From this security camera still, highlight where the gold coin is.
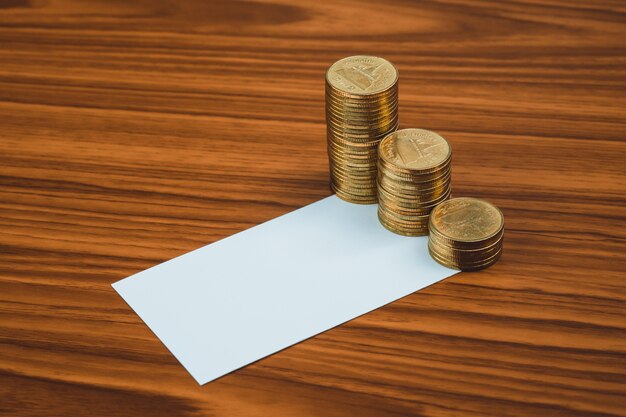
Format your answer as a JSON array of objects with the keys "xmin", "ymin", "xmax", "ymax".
[
  {"xmin": 329, "ymin": 156, "xmax": 377, "ymax": 168},
  {"xmin": 377, "ymin": 179, "xmax": 450, "ymax": 201},
  {"xmin": 325, "ymin": 79, "xmax": 398, "ymax": 96},
  {"xmin": 428, "ymin": 241, "xmax": 503, "ymax": 261},
  {"xmin": 326, "ymin": 114, "xmax": 398, "ymax": 128},
  {"xmin": 377, "ymin": 183, "xmax": 450, "ymax": 205},
  {"xmin": 428, "ymin": 245, "xmax": 503, "ymax": 271},
  {"xmin": 330, "ymin": 165, "xmax": 377, "ymax": 177},
  {"xmin": 326, "ymin": 93, "xmax": 398, "ymax": 108},
  {"xmin": 375, "ymin": 128, "xmax": 453, "ymax": 235},
  {"xmin": 325, "ymin": 85, "xmax": 398, "ymax": 101},
  {"xmin": 328, "ymin": 133, "xmax": 382, "ymax": 146},
  {"xmin": 327, "ymin": 118, "xmax": 398, "ymax": 137},
  {"xmin": 331, "ymin": 175, "xmax": 377, "ymax": 189},
  {"xmin": 328, "ymin": 147, "xmax": 377, "ymax": 160},
  {"xmin": 378, "ymin": 196, "xmax": 451, "ymax": 219},
  {"xmin": 332, "ymin": 184, "xmax": 378, "ymax": 197},
  {"xmin": 330, "ymin": 158, "xmax": 377, "ymax": 173},
  {"xmin": 377, "ymin": 171, "xmax": 451, "ymax": 194},
  {"xmin": 330, "ymin": 166, "xmax": 377, "ymax": 178},
  {"xmin": 377, "ymin": 210, "xmax": 429, "ymax": 236},
  {"xmin": 377, "ymin": 194, "xmax": 450, "ymax": 217},
  {"xmin": 378, "ymin": 217, "xmax": 429, "ymax": 234},
  {"xmin": 376, "ymin": 184, "xmax": 451, "ymax": 206},
  {"xmin": 429, "ymin": 227, "xmax": 503, "ymax": 250},
  {"xmin": 326, "ymin": 56, "xmax": 398, "ymax": 96},
  {"xmin": 330, "ymin": 154, "xmax": 377, "ymax": 166},
  {"xmin": 328, "ymin": 138, "xmax": 380, "ymax": 153},
  {"xmin": 325, "ymin": 108, "xmax": 398, "ymax": 125},
  {"xmin": 427, "ymin": 197, "xmax": 504, "ymax": 270},
  {"xmin": 378, "ymin": 157, "xmax": 451, "ymax": 181},
  {"xmin": 326, "ymin": 56, "xmax": 401, "ymax": 206},
  {"xmin": 328, "ymin": 126, "xmax": 398, "ymax": 144},
  {"xmin": 330, "ymin": 165, "xmax": 376, "ymax": 177},
  {"xmin": 326, "ymin": 110, "xmax": 397, "ymax": 123},
  {"xmin": 325, "ymin": 102, "xmax": 398, "ymax": 117},
  {"xmin": 377, "ymin": 199, "xmax": 450, "ymax": 220},
  {"xmin": 329, "ymin": 153, "xmax": 378, "ymax": 165},
  {"xmin": 328, "ymin": 152, "xmax": 377, "ymax": 164},
  {"xmin": 330, "ymin": 170, "xmax": 377, "ymax": 186},
  {"xmin": 332, "ymin": 184, "xmax": 377, "ymax": 204},
  {"xmin": 428, "ymin": 238, "xmax": 503, "ymax": 262},
  {"xmin": 429, "ymin": 197, "xmax": 504, "ymax": 243},
  {"xmin": 328, "ymin": 142, "xmax": 379, "ymax": 156},
  {"xmin": 378, "ymin": 205, "xmax": 433, "ymax": 223},
  {"xmin": 328, "ymin": 147, "xmax": 378, "ymax": 159},
  {"xmin": 326, "ymin": 106, "xmax": 397, "ymax": 121},
  {"xmin": 379, "ymin": 129, "xmax": 451, "ymax": 173},
  {"xmin": 326, "ymin": 118, "xmax": 399, "ymax": 136},
  {"xmin": 455, "ymin": 255, "xmax": 502, "ymax": 271},
  {"xmin": 328, "ymin": 129, "xmax": 398, "ymax": 144},
  {"xmin": 328, "ymin": 127, "xmax": 394, "ymax": 140},
  {"xmin": 325, "ymin": 94, "xmax": 398, "ymax": 112},
  {"xmin": 379, "ymin": 219, "xmax": 430, "ymax": 234},
  {"xmin": 331, "ymin": 176, "xmax": 377, "ymax": 189},
  {"xmin": 328, "ymin": 142, "xmax": 378, "ymax": 158},
  {"xmin": 332, "ymin": 182, "xmax": 377, "ymax": 194},
  {"xmin": 330, "ymin": 169, "xmax": 377, "ymax": 184},
  {"xmin": 378, "ymin": 206, "xmax": 432, "ymax": 223}
]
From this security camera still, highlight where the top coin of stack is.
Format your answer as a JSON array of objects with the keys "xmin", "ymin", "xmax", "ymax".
[
  {"xmin": 428, "ymin": 197, "xmax": 504, "ymax": 271},
  {"xmin": 377, "ymin": 128, "xmax": 451, "ymax": 236},
  {"xmin": 326, "ymin": 55, "xmax": 399, "ymax": 204}
]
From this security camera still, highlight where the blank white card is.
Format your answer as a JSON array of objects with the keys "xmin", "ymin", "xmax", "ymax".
[{"xmin": 112, "ymin": 195, "xmax": 456, "ymax": 384}]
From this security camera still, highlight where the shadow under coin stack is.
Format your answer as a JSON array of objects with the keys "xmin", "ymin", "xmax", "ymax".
[
  {"xmin": 326, "ymin": 56, "xmax": 399, "ymax": 204},
  {"xmin": 428, "ymin": 197, "xmax": 504, "ymax": 271},
  {"xmin": 377, "ymin": 129, "xmax": 452, "ymax": 236}
]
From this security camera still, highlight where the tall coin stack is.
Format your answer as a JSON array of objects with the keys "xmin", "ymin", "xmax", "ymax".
[
  {"xmin": 377, "ymin": 129, "xmax": 452, "ymax": 236},
  {"xmin": 326, "ymin": 55, "xmax": 399, "ymax": 204},
  {"xmin": 428, "ymin": 197, "xmax": 504, "ymax": 271}
]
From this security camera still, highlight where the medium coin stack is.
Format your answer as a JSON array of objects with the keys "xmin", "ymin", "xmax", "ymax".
[
  {"xmin": 326, "ymin": 55, "xmax": 399, "ymax": 204},
  {"xmin": 377, "ymin": 128, "xmax": 451, "ymax": 236},
  {"xmin": 428, "ymin": 197, "xmax": 504, "ymax": 271}
]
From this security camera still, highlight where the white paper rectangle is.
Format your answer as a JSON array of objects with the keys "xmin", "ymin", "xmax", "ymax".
[{"xmin": 112, "ymin": 195, "xmax": 456, "ymax": 384}]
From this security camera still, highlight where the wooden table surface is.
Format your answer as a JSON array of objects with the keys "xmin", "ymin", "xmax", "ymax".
[{"xmin": 1, "ymin": 1, "xmax": 625, "ymax": 416}]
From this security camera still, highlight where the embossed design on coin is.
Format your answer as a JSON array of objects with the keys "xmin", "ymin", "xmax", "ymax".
[
  {"xmin": 379, "ymin": 129, "xmax": 451, "ymax": 171},
  {"xmin": 327, "ymin": 56, "xmax": 398, "ymax": 95},
  {"xmin": 430, "ymin": 198, "xmax": 504, "ymax": 242}
]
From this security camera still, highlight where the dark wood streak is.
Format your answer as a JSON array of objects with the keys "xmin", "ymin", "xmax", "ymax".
[
  {"xmin": 0, "ymin": 370, "xmax": 199, "ymax": 417},
  {"xmin": 0, "ymin": 0, "xmax": 625, "ymax": 416}
]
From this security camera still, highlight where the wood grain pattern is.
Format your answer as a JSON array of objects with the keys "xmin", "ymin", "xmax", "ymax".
[{"xmin": 1, "ymin": 1, "xmax": 625, "ymax": 416}]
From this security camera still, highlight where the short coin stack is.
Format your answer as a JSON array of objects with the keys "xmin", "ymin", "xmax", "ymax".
[
  {"xmin": 326, "ymin": 55, "xmax": 399, "ymax": 204},
  {"xmin": 377, "ymin": 128, "xmax": 451, "ymax": 236},
  {"xmin": 428, "ymin": 197, "xmax": 504, "ymax": 271}
]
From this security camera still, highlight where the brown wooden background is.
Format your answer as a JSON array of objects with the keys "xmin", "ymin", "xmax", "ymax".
[{"xmin": 1, "ymin": 1, "xmax": 625, "ymax": 416}]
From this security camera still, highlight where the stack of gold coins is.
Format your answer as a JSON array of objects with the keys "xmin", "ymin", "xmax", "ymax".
[
  {"xmin": 428, "ymin": 197, "xmax": 504, "ymax": 271},
  {"xmin": 326, "ymin": 55, "xmax": 399, "ymax": 204},
  {"xmin": 377, "ymin": 128, "xmax": 451, "ymax": 235}
]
